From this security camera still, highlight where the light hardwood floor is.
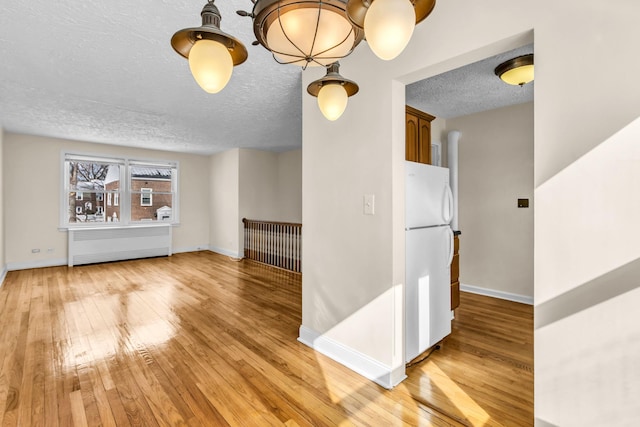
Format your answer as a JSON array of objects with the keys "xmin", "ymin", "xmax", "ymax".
[{"xmin": 0, "ymin": 252, "xmax": 533, "ymax": 426}]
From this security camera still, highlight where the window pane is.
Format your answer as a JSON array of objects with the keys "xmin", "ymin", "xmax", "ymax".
[
  {"xmin": 68, "ymin": 161, "xmax": 120, "ymax": 192},
  {"xmin": 131, "ymin": 165, "xmax": 173, "ymax": 182},
  {"xmin": 130, "ymin": 163, "xmax": 174, "ymax": 221},
  {"xmin": 106, "ymin": 203, "xmax": 121, "ymax": 223},
  {"xmin": 67, "ymin": 191, "xmax": 116, "ymax": 223},
  {"xmin": 63, "ymin": 154, "xmax": 177, "ymax": 227},
  {"xmin": 130, "ymin": 193, "xmax": 173, "ymax": 222}
]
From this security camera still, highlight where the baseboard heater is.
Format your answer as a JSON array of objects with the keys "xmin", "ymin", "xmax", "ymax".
[{"xmin": 68, "ymin": 224, "xmax": 172, "ymax": 267}]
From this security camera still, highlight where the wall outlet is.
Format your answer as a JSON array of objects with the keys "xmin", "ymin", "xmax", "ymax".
[
  {"xmin": 31, "ymin": 248, "xmax": 40, "ymax": 253},
  {"xmin": 47, "ymin": 248, "xmax": 54, "ymax": 253}
]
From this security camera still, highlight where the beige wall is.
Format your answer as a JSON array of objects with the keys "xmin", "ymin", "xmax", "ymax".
[
  {"xmin": 431, "ymin": 117, "xmax": 447, "ymax": 167},
  {"xmin": 239, "ymin": 148, "xmax": 280, "ymax": 224},
  {"xmin": 302, "ymin": 55, "xmax": 399, "ymax": 384},
  {"xmin": 0, "ymin": 128, "xmax": 4, "ymax": 283},
  {"xmin": 208, "ymin": 148, "xmax": 302, "ymax": 257},
  {"xmin": 238, "ymin": 148, "xmax": 302, "ymax": 224},
  {"xmin": 277, "ymin": 149, "xmax": 302, "ymax": 223},
  {"xmin": 3, "ymin": 133, "xmax": 210, "ymax": 268},
  {"xmin": 1, "ymin": 137, "xmax": 301, "ymax": 268},
  {"xmin": 447, "ymin": 102, "xmax": 534, "ymax": 299},
  {"xmin": 209, "ymin": 148, "xmax": 240, "ymax": 257},
  {"xmin": 301, "ymin": 0, "xmax": 640, "ymax": 420}
]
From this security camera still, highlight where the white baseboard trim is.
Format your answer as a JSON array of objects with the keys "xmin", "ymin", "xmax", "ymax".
[
  {"xmin": 7, "ymin": 258, "xmax": 68, "ymax": 271},
  {"xmin": 461, "ymin": 283, "xmax": 534, "ymax": 305},
  {"xmin": 0, "ymin": 266, "xmax": 7, "ymax": 288},
  {"xmin": 173, "ymin": 245, "xmax": 210, "ymax": 254},
  {"xmin": 208, "ymin": 245, "xmax": 243, "ymax": 260},
  {"xmin": 298, "ymin": 325, "xmax": 404, "ymax": 389}
]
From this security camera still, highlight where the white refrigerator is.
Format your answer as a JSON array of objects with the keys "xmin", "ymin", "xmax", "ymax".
[{"xmin": 405, "ymin": 161, "xmax": 454, "ymax": 363}]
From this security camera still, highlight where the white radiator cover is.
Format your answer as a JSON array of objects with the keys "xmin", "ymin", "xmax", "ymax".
[{"xmin": 68, "ymin": 224, "xmax": 172, "ymax": 267}]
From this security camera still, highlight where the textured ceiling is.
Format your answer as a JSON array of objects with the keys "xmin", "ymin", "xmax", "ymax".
[
  {"xmin": 0, "ymin": 0, "xmax": 302, "ymax": 154},
  {"xmin": 1, "ymin": 1, "xmax": 532, "ymax": 154},
  {"xmin": 406, "ymin": 44, "xmax": 534, "ymax": 119}
]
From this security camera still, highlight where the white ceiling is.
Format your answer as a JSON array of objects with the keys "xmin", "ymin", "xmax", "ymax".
[{"xmin": 1, "ymin": 1, "xmax": 533, "ymax": 155}]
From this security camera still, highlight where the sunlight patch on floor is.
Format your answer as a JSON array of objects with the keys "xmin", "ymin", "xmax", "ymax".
[{"xmin": 421, "ymin": 360, "xmax": 491, "ymax": 426}]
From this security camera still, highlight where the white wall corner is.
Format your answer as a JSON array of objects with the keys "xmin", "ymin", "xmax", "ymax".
[
  {"xmin": 208, "ymin": 245, "xmax": 243, "ymax": 260},
  {"xmin": 298, "ymin": 325, "xmax": 402, "ymax": 389},
  {"xmin": 461, "ymin": 283, "xmax": 534, "ymax": 305},
  {"xmin": 0, "ymin": 266, "xmax": 7, "ymax": 288}
]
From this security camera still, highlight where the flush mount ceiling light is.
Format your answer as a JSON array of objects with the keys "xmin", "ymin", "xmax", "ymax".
[
  {"xmin": 346, "ymin": 0, "xmax": 437, "ymax": 60},
  {"xmin": 494, "ymin": 54, "xmax": 534, "ymax": 86},
  {"xmin": 307, "ymin": 62, "xmax": 359, "ymax": 120},
  {"xmin": 171, "ymin": 0, "xmax": 248, "ymax": 93}
]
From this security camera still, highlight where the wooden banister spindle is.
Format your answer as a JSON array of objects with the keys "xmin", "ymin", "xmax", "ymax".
[{"xmin": 242, "ymin": 218, "xmax": 302, "ymax": 273}]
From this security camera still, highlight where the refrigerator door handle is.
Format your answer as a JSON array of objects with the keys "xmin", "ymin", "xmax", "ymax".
[
  {"xmin": 447, "ymin": 227, "xmax": 455, "ymax": 267},
  {"xmin": 443, "ymin": 184, "xmax": 454, "ymax": 224}
]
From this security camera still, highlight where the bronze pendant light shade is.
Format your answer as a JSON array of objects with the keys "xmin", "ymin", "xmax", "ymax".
[
  {"xmin": 307, "ymin": 62, "xmax": 359, "ymax": 97},
  {"xmin": 307, "ymin": 62, "xmax": 359, "ymax": 121},
  {"xmin": 345, "ymin": 0, "xmax": 437, "ymax": 29},
  {"xmin": 171, "ymin": 1, "xmax": 247, "ymax": 65}
]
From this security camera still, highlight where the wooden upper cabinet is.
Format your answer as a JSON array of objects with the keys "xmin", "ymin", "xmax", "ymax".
[
  {"xmin": 405, "ymin": 106, "xmax": 435, "ymax": 164},
  {"xmin": 405, "ymin": 112, "xmax": 419, "ymax": 162}
]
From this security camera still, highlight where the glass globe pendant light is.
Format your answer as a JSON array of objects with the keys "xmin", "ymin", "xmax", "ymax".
[
  {"xmin": 346, "ymin": 0, "xmax": 436, "ymax": 60},
  {"xmin": 171, "ymin": 0, "xmax": 247, "ymax": 93},
  {"xmin": 188, "ymin": 39, "xmax": 233, "ymax": 93},
  {"xmin": 318, "ymin": 85, "xmax": 348, "ymax": 121},
  {"xmin": 307, "ymin": 62, "xmax": 359, "ymax": 121},
  {"xmin": 364, "ymin": 0, "xmax": 415, "ymax": 60}
]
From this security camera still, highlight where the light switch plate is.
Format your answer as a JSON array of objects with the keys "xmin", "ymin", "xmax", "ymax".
[{"xmin": 364, "ymin": 194, "xmax": 375, "ymax": 215}]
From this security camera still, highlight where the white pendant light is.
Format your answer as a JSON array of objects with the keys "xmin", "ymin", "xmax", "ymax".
[
  {"xmin": 188, "ymin": 40, "xmax": 233, "ymax": 93},
  {"xmin": 171, "ymin": 0, "xmax": 247, "ymax": 93},
  {"xmin": 317, "ymin": 84, "xmax": 349, "ymax": 121},
  {"xmin": 307, "ymin": 62, "xmax": 359, "ymax": 121},
  {"xmin": 364, "ymin": 0, "xmax": 416, "ymax": 60},
  {"xmin": 346, "ymin": 0, "xmax": 436, "ymax": 60}
]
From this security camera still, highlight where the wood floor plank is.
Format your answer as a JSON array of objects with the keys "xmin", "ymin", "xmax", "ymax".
[
  {"xmin": 69, "ymin": 389, "xmax": 88, "ymax": 427},
  {"xmin": 41, "ymin": 270, "xmax": 60, "ymax": 427},
  {"xmin": 0, "ymin": 251, "xmax": 533, "ymax": 426}
]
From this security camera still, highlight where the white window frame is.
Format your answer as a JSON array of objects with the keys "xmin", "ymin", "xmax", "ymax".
[
  {"xmin": 140, "ymin": 188, "xmax": 153, "ymax": 206},
  {"xmin": 61, "ymin": 152, "xmax": 179, "ymax": 228},
  {"xmin": 107, "ymin": 193, "xmax": 112, "ymax": 206}
]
